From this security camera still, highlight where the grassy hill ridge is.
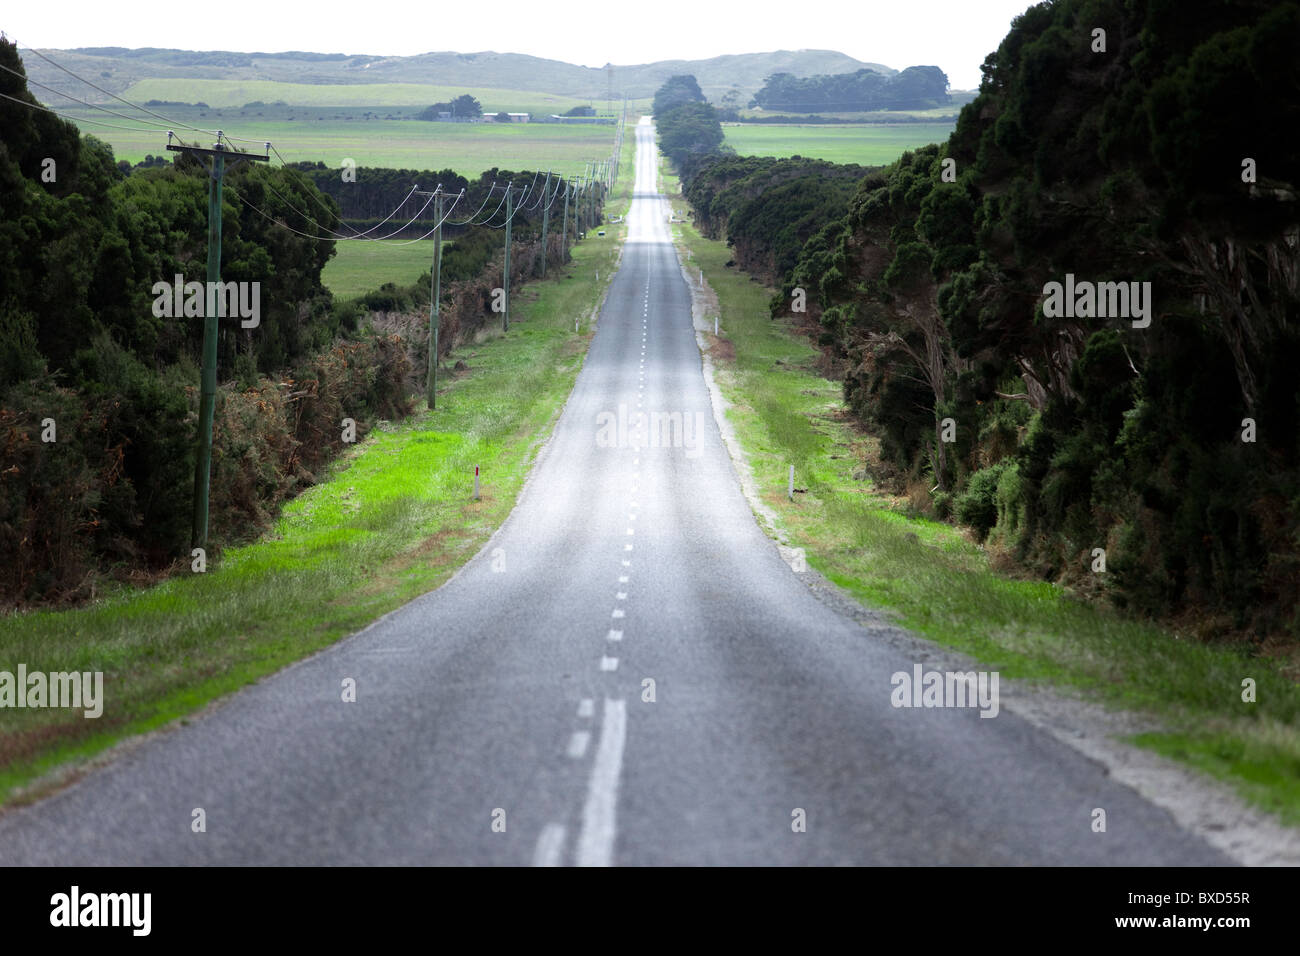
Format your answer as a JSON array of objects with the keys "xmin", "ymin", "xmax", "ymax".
[{"xmin": 24, "ymin": 46, "xmax": 897, "ymax": 104}]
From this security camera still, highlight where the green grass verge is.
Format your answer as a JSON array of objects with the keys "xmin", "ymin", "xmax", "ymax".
[
  {"xmin": 322, "ymin": 239, "xmax": 442, "ymax": 299},
  {"xmin": 0, "ymin": 228, "xmax": 623, "ymax": 806},
  {"xmin": 722, "ymin": 122, "xmax": 956, "ymax": 165},
  {"xmin": 660, "ymin": 157, "xmax": 1300, "ymax": 826}
]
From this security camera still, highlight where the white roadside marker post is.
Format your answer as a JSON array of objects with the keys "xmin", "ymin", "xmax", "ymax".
[
  {"xmin": 474, "ymin": 465, "xmax": 481, "ymax": 501},
  {"xmin": 788, "ymin": 465, "xmax": 794, "ymax": 501}
]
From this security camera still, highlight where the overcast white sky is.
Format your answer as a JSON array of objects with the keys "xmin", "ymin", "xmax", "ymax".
[{"xmin": 4, "ymin": 0, "xmax": 1035, "ymax": 89}]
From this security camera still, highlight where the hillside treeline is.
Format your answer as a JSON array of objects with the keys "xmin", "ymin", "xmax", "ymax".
[
  {"xmin": 750, "ymin": 66, "xmax": 951, "ymax": 112},
  {"xmin": 661, "ymin": 0, "xmax": 1300, "ymax": 640},
  {"xmin": 0, "ymin": 39, "xmax": 600, "ymax": 606}
]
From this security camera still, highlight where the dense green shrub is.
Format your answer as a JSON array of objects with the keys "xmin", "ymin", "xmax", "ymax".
[{"xmin": 955, "ymin": 461, "xmax": 1010, "ymax": 540}]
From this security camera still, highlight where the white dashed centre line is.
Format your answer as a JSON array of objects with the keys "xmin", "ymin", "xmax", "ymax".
[{"xmin": 568, "ymin": 731, "xmax": 592, "ymax": 758}]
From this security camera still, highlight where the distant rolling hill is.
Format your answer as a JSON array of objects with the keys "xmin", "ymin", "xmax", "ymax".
[{"xmin": 21, "ymin": 46, "xmax": 897, "ymax": 106}]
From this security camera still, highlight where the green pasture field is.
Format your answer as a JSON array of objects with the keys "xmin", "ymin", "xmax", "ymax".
[
  {"xmin": 722, "ymin": 122, "xmax": 956, "ymax": 166},
  {"xmin": 64, "ymin": 109, "xmax": 619, "ymax": 178},
  {"xmin": 121, "ymin": 78, "xmax": 602, "ymax": 115},
  {"xmin": 321, "ymin": 240, "xmax": 441, "ymax": 299}
]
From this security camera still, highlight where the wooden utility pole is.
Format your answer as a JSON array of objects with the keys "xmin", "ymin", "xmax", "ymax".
[
  {"xmin": 539, "ymin": 170, "xmax": 552, "ymax": 277},
  {"xmin": 560, "ymin": 179, "xmax": 570, "ymax": 263},
  {"xmin": 576, "ymin": 175, "xmax": 586, "ymax": 238},
  {"xmin": 502, "ymin": 184, "xmax": 513, "ymax": 331},
  {"xmin": 166, "ymin": 132, "xmax": 269, "ymax": 551},
  {"xmin": 413, "ymin": 184, "xmax": 445, "ymax": 409}
]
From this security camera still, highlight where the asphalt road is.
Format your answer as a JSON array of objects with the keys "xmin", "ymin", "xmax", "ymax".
[{"xmin": 0, "ymin": 119, "xmax": 1232, "ymax": 866}]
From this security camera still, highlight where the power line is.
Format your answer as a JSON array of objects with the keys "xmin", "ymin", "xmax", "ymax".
[
  {"xmin": 11, "ymin": 41, "xmax": 292, "ymax": 150},
  {"xmin": 267, "ymin": 146, "xmax": 489, "ymax": 241},
  {"xmin": 269, "ymin": 175, "xmax": 421, "ymax": 240},
  {"xmin": 443, "ymin": 181, "xmax": 500, "ymax": 227},
  {"xmin": 477, "ymin": 184, "xmax": 514, "ymax": 228},
  {"xmin": 447, "ymin": 182, "xmax": 505, "ymax": 228},
  {"xmin": 267, "ymin": 145, "xmax": 396, "ymax": 239},
  {"xmin": 13, "ymin": 41, "xmax": 226, "ymax": 137},
  {"xmin": 226, "ymin": 176, "xmax": 458, "ymax": 243},
  {"xmin": 385, "ymin": 189, "xmax": 466, "ymax": 245},
  {"xmin": 487, "ymin": 171, "xmax": 543, "ymax": 228},
  {"xmin": 490, "ymin": 181, "xmax": 531, "ymax": 225},
  {"xmin": 494, "ymin": 168, "xmax": 540, "ymax": 221},
  {"xmin": 0, "ymin": 61, "xmax": 191, "ymax": 131},
  {"xmin": 253, "ymin": 173, "xmax": 426, "ymax": 241},
  {"xmin": 225, "ymin": 178, "xmax": 462, "ymax": 245},
  {"xmin": 518, "ymin": 168, "xmax": 544, "ymax": 211},
  {"xmin": 533, "ymin": 174, "xmax": 564, "ymax": 217},
  {"xmin": 539, "ymin": 174, "xmax": 564, "ymax": 214},
  {"xmin": 0, "ymin": 88, "xmax": 179, "ymax": 134}
]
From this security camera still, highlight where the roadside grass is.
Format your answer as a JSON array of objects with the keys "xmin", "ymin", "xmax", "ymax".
[
  {"xmin": 660, "ymin": 158, "xmax": 1300, "ymax": 825},
  {"xmin": 0, "ymin": 228, "xmax": 624, "ymax": 807},
  {"xmin": 722, "ymin": 122, "xmax": 956, "ymax": 165},
  {"xmin": 322, "ymin": 239, "xmax": 442, "ymax": 299}
]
